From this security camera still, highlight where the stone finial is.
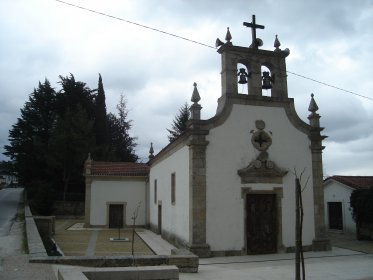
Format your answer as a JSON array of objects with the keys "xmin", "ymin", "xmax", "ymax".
[
  {"xmin": 149, "ymin": 142, "xmax": 154, "ymax": 160},
  {"xmin": 190, "ymin": 83, "xmax": 202, "ymax": 120},
  {"xmin": 191, "ymin": 82, "xmax": 201, "ymax": 104},
  {"xmin": 274, "ymin": 34, "xmax": 281, "ymax": 51},
  {"xmin": 308, "ymin": 93, "xmax": 319, "ymax": 113},
  {"xmin": 85, "ymin": 152, "xmax": 92, "ymax": 175},
  {"xmin": 225, "ymin": 27, "xmax": 232, "ymax": 43},
  {"xmin": 308, "ymin": 93, "xmax": 320, "ymax": 127}
]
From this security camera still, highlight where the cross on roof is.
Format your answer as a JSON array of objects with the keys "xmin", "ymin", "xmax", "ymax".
[{"xmin": 243, "ymin": 15, "xmax": 265, "ymax": 49}]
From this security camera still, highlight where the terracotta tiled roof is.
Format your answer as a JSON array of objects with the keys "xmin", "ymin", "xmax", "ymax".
[
  {"xmin": 87, "ymin": 161, "xmax": 149, "ymax": 177},
  {"xmin": 325, "ymin": 175, "xmax": 373, "ymax": 190}
]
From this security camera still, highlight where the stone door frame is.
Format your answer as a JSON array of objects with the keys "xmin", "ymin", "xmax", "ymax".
[
  {"xmin": 106, "ymin": 201, "xmax": 127, "ymax": 228},
  {"xmin": 242, "ymin": 187, "xmax": 283, "ymax": 253}
]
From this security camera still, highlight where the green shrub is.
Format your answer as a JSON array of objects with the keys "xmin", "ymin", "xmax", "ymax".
[{"xmin": 350, "ymin": 189, "xmax": 373, "ymax": 224}]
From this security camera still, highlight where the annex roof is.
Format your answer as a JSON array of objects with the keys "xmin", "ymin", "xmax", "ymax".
[
  {"xmin": 87, "ymin": 161, "xmax": 149, "ymax": 177},
  {"xmin": 325, "ymin": 175, "xmax": 373, "ymax": 190}
]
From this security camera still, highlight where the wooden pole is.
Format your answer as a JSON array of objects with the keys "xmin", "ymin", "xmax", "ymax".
[
  {"xmin": 295, "ymin": 178, "xmax": 301, "ymax": 280},
  {"xmin": 298, "ymin": 178, "xmax": 305, "ymax": 280}
]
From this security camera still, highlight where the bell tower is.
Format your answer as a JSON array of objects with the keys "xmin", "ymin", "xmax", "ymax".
[{"xmin": 216, "ymin": 15, "xmax": 290, "ymax": 113}]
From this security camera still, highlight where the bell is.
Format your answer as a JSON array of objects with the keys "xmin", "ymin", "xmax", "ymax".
[
  {"xmin": 237, "ymin": 68, "xmax": 249, "ymax": 84},
  {"xmin": 238, "ymin": 74, "xmax": 247, "ymax": 84},
  {"xmin": 262, "ymin": 71, "xmax": 273, "ymax": 89}
]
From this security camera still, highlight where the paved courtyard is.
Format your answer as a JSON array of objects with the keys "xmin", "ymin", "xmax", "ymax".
[
  {"xmin": 327, "ymin": 231, "xmax": 373, "ymax": 254},
  {"xmin": 2, "ymin": 215, "xmax": 373, "ymax": 280},
  {"xmin": 182, "ymin": 251, "xmax": 373, "ymax": 280}
]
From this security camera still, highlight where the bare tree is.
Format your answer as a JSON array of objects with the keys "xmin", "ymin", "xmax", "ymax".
[
  {"xmin": 293, "ymin": 168, "xmax": 310, "ymax": 280},
  {"xmin": 131, "ymin": 201, "xmax": 142, "ymax": 265}
]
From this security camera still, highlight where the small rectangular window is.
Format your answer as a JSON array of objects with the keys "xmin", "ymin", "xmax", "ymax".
[
  {"xmin": 171, "ymin": 173, "xmax": 176, "ymax": 205},
  {"xmin": 154, "ymin": 179, "xmax": 157, "ymax": 204}
]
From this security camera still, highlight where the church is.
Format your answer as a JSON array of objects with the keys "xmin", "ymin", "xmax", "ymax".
[{"xmin": 84, "ymin": 16, "xmax": 330, "ymax": 257}]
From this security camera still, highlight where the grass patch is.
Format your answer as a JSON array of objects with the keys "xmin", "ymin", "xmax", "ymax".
[
  {"xmin": 53, "ymin": 221, "xmax": 154, "ymax": 256},
  {"xmin": 94, "ymin": 230, "xmax": 154, "ymax": 256},
  {"xmin": 54, "ymin": 229, "xmax": 91, "ymax": 256}
]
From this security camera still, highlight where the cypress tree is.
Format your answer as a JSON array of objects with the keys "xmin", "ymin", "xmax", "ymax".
[
  {"xmin": 4, "ymin": 79, "xmax": 56, "ymax": 187},
  {"xmin": 107, "ymin": 94, "xmax": 138, "ymax": 162},
  {"xmin": 167, "ymin": 102, "xmax": 190, "ymax": 142},
  {"xmin": 93, "ymin": 74, "xmax": 109, "ymax": 160}
]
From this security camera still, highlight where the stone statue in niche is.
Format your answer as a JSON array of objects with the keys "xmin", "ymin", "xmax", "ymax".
[{"xmin": 238, "ymin": 120, "xmax": 287, "ymax": 184}]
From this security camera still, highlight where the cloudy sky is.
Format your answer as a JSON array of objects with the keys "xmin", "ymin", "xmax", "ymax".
[{"xmin": 0, "ymin": 0, "xmax": 372, "ymax": 176}]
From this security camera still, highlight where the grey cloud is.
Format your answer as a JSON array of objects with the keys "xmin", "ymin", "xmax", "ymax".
[{"xmin": 0, "ymin": 0, "xmax": 372, "ymax": 176}]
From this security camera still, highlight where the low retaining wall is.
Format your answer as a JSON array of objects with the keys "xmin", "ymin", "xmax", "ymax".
[
  {"xmin": 34, "ymin": 216, "xmax": 55, "ymax": 237},
  {"xmin": 25, "ymin": 205, "xmax": 48, "ymax": 258},
  {"xmin": 31, "ymin": 254, "xmax": 198, "ymax": 273},
  {"xmin": 58, "ymin": 265, "xmax": 179, "ymax": 280}
]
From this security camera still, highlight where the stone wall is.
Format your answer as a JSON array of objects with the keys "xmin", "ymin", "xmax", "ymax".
[
  {"xmin": 53, "ymin": 201, "xmax": 84, "ymax": 216},
  {"xmin": 25, "ymin": 205, "xmax": 48, "ymax": 257}
]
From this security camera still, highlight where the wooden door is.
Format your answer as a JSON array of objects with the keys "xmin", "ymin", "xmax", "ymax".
[
  {"xmin": 328, "ymin": 202, "xmax": 343, "ymax": 230},
  {"xmin": 246, "ymin": 194, "xmax": 277, "ymax": 254},
  {"xmin": 157, "ymin": 204, "xmax": 162, "ymax": 234},
  {"xmin": 109, "ymin": 204, "xmax": 124, "ymax": 228}
]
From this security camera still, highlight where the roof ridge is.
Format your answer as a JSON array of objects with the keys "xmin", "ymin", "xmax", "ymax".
[{"xmin": 325, "ymin": 175, "xmax": 373, "ymax": 190}]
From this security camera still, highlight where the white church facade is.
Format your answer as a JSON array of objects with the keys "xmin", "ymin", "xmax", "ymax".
[{"xmin": 84, "ymin": 17, "xmax": 330, "ymax": 257}]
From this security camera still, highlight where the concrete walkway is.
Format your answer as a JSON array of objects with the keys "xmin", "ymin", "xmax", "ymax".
[
  {"xmin": 65, "ymin": 228, "xmax": 373, "ymax": 280},
  {"xmin": 137, "ymin": 230, "xmax": 176, "ymax": 255},
  {"xmin": 49, "ymin": 222, "xmax": 373, "ymax": 279},
  {"xmin": 16, "ymin": 214, "xmax": 373, "ymax": 280},
  {"xmin": 85, "ymin": 230, "xmax": 98, "ymax": 256},
  {"xmin": 181, "ymin": 251, "xmax": 373, "ymax": 280}
]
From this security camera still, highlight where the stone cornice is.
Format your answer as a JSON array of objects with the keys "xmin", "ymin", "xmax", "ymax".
[
  {"xmin": 217, "ymin": 44, "xmax": 289, "ymax": 58},
  {"xmin": 84, "ymin": 174, "xmax": 148, "ymax": 182},
  {"xmin": 199, "ymin": 95, "xmax": 311, "ymax": 135},
  {"xmin": 238, "ymin": 159, "xmax": 288, "ymax": 184}
]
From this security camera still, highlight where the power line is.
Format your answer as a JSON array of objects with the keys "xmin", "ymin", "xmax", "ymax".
[
  {"xmin": 55, "ymin": 0, "xmax": 371, "ymax": 101},
  {"xmin": 287, "ymin": 71, "xmax": 373, "ymax": 101},
  {"xmin": 55, "ymin": 0, "xmax": 215, "ymax": 49}
]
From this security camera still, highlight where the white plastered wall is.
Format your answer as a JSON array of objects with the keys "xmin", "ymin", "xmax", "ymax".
[
  {"xmin": 206, "ymin": 104, "xmax": 315, "ymax": 251},
  {"xmin": 324, "ymin": 181, "xmax": 356, "ymax": 234},
  {"xmin": 90, "ymin": 178, "xmax": 146, "ymax": 226},
  {"xmin": 149, "ymin": 145, "xmax": 190, "ymax": 244}
]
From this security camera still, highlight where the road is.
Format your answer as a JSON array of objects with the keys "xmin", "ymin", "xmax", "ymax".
[
  {"xmin": 0, "ymin": 188, "xmax": 23, "ymax": 237},
  {"xmin": 0, "ymin": 187, "xmax": 56, "ymax": 279}
]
